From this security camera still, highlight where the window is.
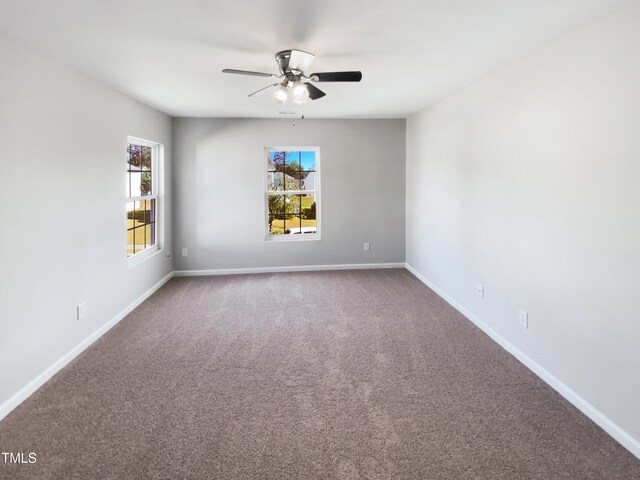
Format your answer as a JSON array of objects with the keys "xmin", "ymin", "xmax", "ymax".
[
  {"xmin": 127, "ymin": 138, "xmax": 160, "ymax": 258},
  {"xmin": 265, "ymin": 147, "xmax": 320, "ymax": 240}
]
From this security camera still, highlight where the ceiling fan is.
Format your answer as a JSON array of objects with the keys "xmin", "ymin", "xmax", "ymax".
[{"xmin": 222, "ymin": 49, "xmax": 362, "ymax": 105}]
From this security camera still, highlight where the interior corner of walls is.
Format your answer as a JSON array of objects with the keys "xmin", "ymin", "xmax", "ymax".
[
  {"xmin": 0, "ymin": 271, "xmax": 173, "ymax": 422},
  {"xmin": 404, "ymin": 263, "xmax": 640, "ymax": 460}
]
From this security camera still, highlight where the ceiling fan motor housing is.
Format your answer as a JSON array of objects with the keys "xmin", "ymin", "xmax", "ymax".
[{"xmin": 275, "ymin": 50, "xmax": 293, "ymax": 75}]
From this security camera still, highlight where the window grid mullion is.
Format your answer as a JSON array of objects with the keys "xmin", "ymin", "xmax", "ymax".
[
  {"xmin": 128, "ymin": 195, "xmax": 157, "ymax": 202},
  {"xmin": 267, "ymin": 191, "xmax": 315, "ymax": 195}
]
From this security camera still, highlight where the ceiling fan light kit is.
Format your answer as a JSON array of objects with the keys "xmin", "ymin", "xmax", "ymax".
[
  {"xmin": 222, "ymin": 49, "xmax": 362, "ymax": 106},
  {"xmin": 291, "ymin": 81, "xmax": 310, "ymax": 104},
  {"xmin": 272, "ymin": 84, "xmax": 289, "ymax": 104}
]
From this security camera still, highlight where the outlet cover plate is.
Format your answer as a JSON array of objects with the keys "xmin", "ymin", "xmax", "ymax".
[{"xmin": 519, "ymin": 309, "xmax": 528, "ymax": 329}]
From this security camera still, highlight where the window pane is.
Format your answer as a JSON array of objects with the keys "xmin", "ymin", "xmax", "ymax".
[
  {"xmin": 269, "ymin": 214, "xmax": 285, "ymax": 235},
  {"xmin": 140, "ymin": 200, "xmax": 150, "ymax": 224},
  {"xmin": 128, "ymin": 144, "xmax": 142, "ymax": 171},
  {"xmin": 268, "ymin": 172, "xmax": 284, "ymax": 191},
  {"xmin": 300, "ymin": 171, "xmax": 316, "ymax": 191},
  {"xmin": 141, "ymin": 146, "xmax": 152, "ymax": 171},
  {"xmin": 127, "ymin": 201, "xmax": 137, "ymax": 227},
  {"xmin": 126, "ymin": 200, "xmax": 156, "ymax": 254},
  {"xmin": 269, "ymin": 169, "xmax": 303, "ymax": 191},
  {"xmin": 286, "ymin": 194, "xmax": 301, "ymax": 215},
  {"xmin": 268, "ymin": 150, "xmax": 311, "ymax": 189},
  {"xmin": 300, "ymin": 194, "xmax": 316, "ymax": 218},
  {"xmin": 268, "ymin": 195, "xmax": 286, "ymax": 235},
  {"xmin": 128, "ymin": 143, "xmax": 153, "ymax": 196},
  {"xmin": 127, "ymin": 201, "xmax": 135, "ymax": 223},
  {"xmin": 286, "ymin": 194, "xmax": 316, "ymax": 234},
  {"xmin": 284, "ymin": 173, "xmax": 300, "ymax": 191},
  {"xmin": 285, "ymin": 152, "xmax": 302, "ymax": 189},
  {"xmin": 270, "ymin": 171, "xmax": 300, "ymax": 190},
  {"xmin": 129, "ymin": 171, "xmax": 140, "ymax": 197},
  {"xmin": 284, "ymin": 214, "xmax": 302, "ymax": 234},
  {"xmin": 285, "ymin": 151, "xmax": 302, "ymax": 172},
  {"xmin": 300, "ymin": 217, "xmax": 317, "ymax": 234},
  {"xmin": 127, "ymin": 201, "xmax": 135, "ymax": 256},
  {"xmin": 281, "ymin": 195, "xmax": 301, "ymax": 234},
  {"xmin": 300, "ymin": 150, "xmax": 316, "ymax": 171},
  {"xmin": 270, "ymin": 151, "xmax": 286, "ymax": 173},
  {"xmin": 134, "ymin": 226, "xmax": 145, "ymax": 254},
  {"xmin": 140, "ymin": 170, "xmax": 152, "ymax": 196},
  {"xmin": 134, "ymin": 200, "xmax": 142, "ymax": 225},
  {"xmin": 268, "ymin": 195, "xmax": 284, "ymax": 215}
]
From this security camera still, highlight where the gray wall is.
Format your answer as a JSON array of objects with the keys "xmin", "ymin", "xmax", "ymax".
[
  {"xmin": 406, "ymin": 3, "xmax": 640, "ymax": 444},
  {"xmin": 173, "ymin": 118, "xmax": 405, "ymax": 270},
  {"xmin": 0, "ymin": 35, "xmax": 173, "ymax": 409}
]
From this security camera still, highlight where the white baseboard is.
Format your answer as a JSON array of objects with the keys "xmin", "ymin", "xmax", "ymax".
[
  {"xmin": 0, "ymin": 271, "xmax": 174, "ymax": 422},
  {"xmin": 1, "ymin": 264, "xmax": 402, "ymax": 420},
  {"xmin": 174, "ymin": 262, "xmax": 405, "ymax": 277},
  {"xmin": 404, "ymin": 263, "xmax": 640, "ymax": 460},
  {"xmin": 6, "ymin": 262, "xmax": 637, "ymax": 461}
]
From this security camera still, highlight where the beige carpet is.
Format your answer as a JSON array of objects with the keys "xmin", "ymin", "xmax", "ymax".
[{"xmin": 1, "ymin": 269, "xmax": 638, "ymax": 479}]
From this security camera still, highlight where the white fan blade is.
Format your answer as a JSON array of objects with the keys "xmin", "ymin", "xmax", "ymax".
[{"xmin": 288, "ymin": 50, "xmax": 315, "ymax": 73}]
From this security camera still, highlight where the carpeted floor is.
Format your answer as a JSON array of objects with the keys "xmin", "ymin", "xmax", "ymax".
[{"xmin": 1, "ymin": 269, "xmax": 639, "ymax": 479}]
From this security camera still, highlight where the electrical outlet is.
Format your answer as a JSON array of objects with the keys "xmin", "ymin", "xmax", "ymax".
[
  {"xmin": 182, "ymin": 248, "xmax": 188, "ymax": 257},
  {"xmin": 363, "ymin": 242, "xmax": 370, "ymax": 252},
  {"xmin": 519, "ymin": 309, "xmax": 528, "ymax": 329},
  {"xmin": 77, "ymin": 303, "xmax": 86, "ymax": 321},
  {"xmin": 476, "ymin": 283, "xmax": 484, "ymax": 299}
]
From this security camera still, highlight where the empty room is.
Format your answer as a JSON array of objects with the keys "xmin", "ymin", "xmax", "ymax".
[{"xmin": 1, "ymin": 0, "xmax": 639, "ymax": 478}]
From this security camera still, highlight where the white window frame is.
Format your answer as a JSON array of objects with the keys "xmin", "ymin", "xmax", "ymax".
[
  {"xmin": 126, "ymin": 136, "xmax": 162, "ymax": 265},
  {"xmin": 264, "ymin": 146, "xmax": 321, "ymax": 242}
]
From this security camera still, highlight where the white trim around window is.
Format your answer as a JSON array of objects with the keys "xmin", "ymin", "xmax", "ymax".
[
  {"xmin": 126, "ymin": 136, "xmax": 163, "ymax": 266},
  {"xmin": 264, "ymin": 146, "xmax": 321, "ymax": 242}
]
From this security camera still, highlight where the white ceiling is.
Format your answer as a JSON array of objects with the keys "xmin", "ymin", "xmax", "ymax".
[{"xmin": 0, "ymin": 0, "xmax": 629, "ymax": 118}]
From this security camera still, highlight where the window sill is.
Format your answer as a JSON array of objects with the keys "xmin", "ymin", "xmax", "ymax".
[
  {"xmin": 127, "ymin": 245, "xmax": 161, "ymax": 268},
  {"xmin": 265, "ymin": 234, "xmax": 321, "ymax": 243}
]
